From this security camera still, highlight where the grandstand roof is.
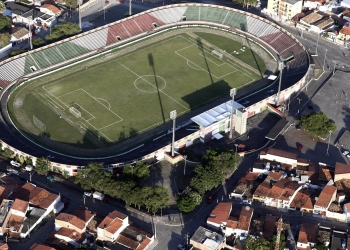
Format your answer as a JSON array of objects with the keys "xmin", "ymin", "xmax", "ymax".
[{"xmin": 191, "ymin": 100, "xmax": 244, "ymax": 128}]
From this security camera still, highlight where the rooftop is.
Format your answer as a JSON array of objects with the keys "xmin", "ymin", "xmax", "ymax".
[
  {"xmin": 55, "ymin": 213, "xmax": 85, "ymax": 230},
  {"xmin": 7, "ymin": 214, "xmax": 24, "ymax": 232},
  {"xmin": 190, "ymin": 226, "xmax": 224, "ymax": 249},
  {"xmin": 11, "ymin": 199, "xmax": 28, "ymax": 214},
  {"xmin": 298, "ymin": 223, "xmax": 318, "ymax": 244},
  {"xmin": 314, "ymin": 17, "xmax": 334, "ymax": 29},
  {"xmin": 238, "ymin": 206, "xmax": 254, "ymax": 231},
  {"xmin": 29, "ymin": 244, "xmax": 55, "ymax": 250},
  {"xmin": 22, "ymin": 207, "xmax": 46, "ymax": 234},
  {"xmin": 98, "ymin": 210, "xmax": 128, "ymax": 234},
  {"xmin": 11, "ymin": 27, "xmax": 28, "ymax": 40},
  {"xmin": 301, "ymin": 12, "xmax": 324, "ymax": 24},
  {"xmin": 334, "ymin": 162, "xmax": 350, "ymax": 176},
  {"xmin": 266, "ymin": 148, "xmax": 297, "ymax": 160},
  {"xmin": 71, "ymin": 206, "xmax": 95, "ymax": 224},
  {"xmin": 290, "ymin": 189, "xmax": 311, "ymax": 209},
  {"xmin": 55, "ymin": 227, "xmax": 85, "ymax": 243},
  {"xmin": 314, "ymin": 185, "xmax": 337, "ymax": 208},
  {"xmin": 262, "ymin": 215, "xmax": 277, "ymax": 239},
  {"xmin": 41, "ymin": 4, "xmax": 61, "ymax": 14},
  {"xmin": 207, "ymin": 202, "xmax": 232, "ymax": 225}
]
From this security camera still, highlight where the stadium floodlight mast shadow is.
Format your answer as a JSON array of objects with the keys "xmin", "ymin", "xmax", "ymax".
[
  {"xmin": 229, "ymin": 88, "xmax": 236, "ymax": 140},
  {"xmin": 170, "ymin": 110, "xmax": 177, "ymax": 157},
  {"xmin": 276, "ymin": 55, "xmax": 285, "ymax": 106}
]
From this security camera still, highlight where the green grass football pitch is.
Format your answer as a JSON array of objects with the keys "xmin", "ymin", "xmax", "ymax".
[{"xmin": 12, "ymin": 34, "xmax": 262, "ymax": 149}]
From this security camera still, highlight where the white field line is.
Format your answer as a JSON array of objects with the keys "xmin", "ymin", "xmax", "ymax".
[
  {"xmin": 77, "ymin": 121, "xmax": 110, "ymax": 144},
  {"xmin": 36, "ymin": 90, "xmax": 65, "ymax": 111},
  {"xmin": 57, "ymin": 89, "xmax": 83, "ymax": 98},
  {"xmin": 45, "ymin": 94, "xmax": 66, "ymax": 111},
  {"xmin": 116, "ymin": 61, "xmax": 189, "ymax": 111},
  {"xmin": 198, "ymin": 51, "xmax": 226, "ymax": 66},
  {"xmin": 69, "ymin": 102, "xmax": 96, "ymax": 121},
  {"xmin": 96, "ymin": 98, "xmax": 111, "ymax": 109}
]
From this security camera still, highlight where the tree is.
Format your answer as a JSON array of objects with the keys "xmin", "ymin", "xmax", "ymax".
[
  {"xmin": 46, "ymin": 22, "xmax": 80, "ymax": 42},
  {"xmin": 0, "ymin": 32, "xmax": 10, "ymax": 47},
  {"xmin": 270, "ymin": 233, "xmax": 286, "ymax": 250},
  {"xmin": 0, "ymin": 15, "xmax": 11, "ymax": 30},
  {"xmin": 190, "ymin": 164, "xmax": 223, "ymax": 195},
  {"xmin": 233, "ymin": 0, "xmax": 258, "ymax": 8},
  {"xmin": 35, "ymin": 157, "xmax": 50, "ymax": 175},
  {"xmin": 202, "ymin": 149, "xmax": 238, "ymax": 173},
  {"xmin": 19, "ymin": 156, "xmax": 25, "ymax": 165},
  {"xmin": 25, "ymin": 157, "xmax": 33, "ymax": 165},
  {"xmin": 32, "ymin": 37, "xmax": 45, "ymax": 48},
  {"xmin": 314, "ymin": 244, "xmax": 328, "ymax": 250},
  {"xmin": 0, "ymin": 2, "xmax": 5, "ymax": 14},
  {"xmin": 144, "ymin": 186, "xmax": 169, "ymax": 215},
  {"xmin": 123, "ymin": 161, "xmax": 150, "ymax": 180},
  {"xmin": 189, "ymin": 191, "xmax": 202, "ymax": 205},
  {"xmin": 243, "ymin": 236, "xmax": 270, "ymax": 250},
  {"xmin": 176, "ymin": 193, "xmax": 197, "ymax": 213},
  {"xmin": 2, "ymin": 148, "xmax": 14, "ymax": 159},
  {"xmin": 65, "ymin": 0, "xmax": 78, "ymax": 9},
  {"xmin": 9, "ymin": 49, "xmax": 27, "ymax": 57},
  {"xmin": 298, "ymin": 111, "xmax": 336, "ymax": 137},
  {"xmin": 74, "ymin": 162, "xmax": 113, "ymax": 191}
]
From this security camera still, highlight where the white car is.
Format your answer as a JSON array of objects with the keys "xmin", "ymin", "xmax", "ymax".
[
  {"xmin": 343, "ymin": 151, "xmax": 349, "ymax": 155},
  {"xmin": 10, "ymin": 161, "xmax": 21, "ymax": 167},
  {"xmin": 84, "ymin": 192, "xmax": 92, "ymax": 197},
  {"xmin": 47, "ymin": 155, "xmax": 55, "ymax": 159},
  {"xmin": 347, "ymin": 154, "xmax": 350, "ymax": 158}
]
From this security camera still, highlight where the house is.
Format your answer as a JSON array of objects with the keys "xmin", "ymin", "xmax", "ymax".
[
  {"xmin": 229, "ymin": 172, "xmax": 259, "ymax": 201},
  {"xmin": 259, "ymin": 148, "xmax": 298, "ymax": 167},
  {"xmin": 54, "ymin": 207, "xmax": 95, "ymax": 248},
  {"xmin": 334, "ymin": 162, "xmax": 350, "ymax": 182},
  {"xmin": 190, "ymin": 226, "xmax": 225, "ymax": 250},
  {"xmin": 303, "ymin": 0, "xmax": 326, "ymax": 9},
  {"xmin": 342, "ymin": 10, "xmax": 350, "ymax": 23},
  {"xmin": 262, "ymin": 215, "xmax": 277, "ymax": 239},
  {"xmin": 97, "ymin": 210, "xmax": 129, "ymax": 241},
  {"xmin": 115, "ymin": 224, "xmax": 153, "ymax": 250},
  {"xmin": 330, "ymin": 230, "xmax": 348, "ymax": 250},
  {"xmin": 338, "ymin": 22, "xmax": 350, "ymax": 43},
  {"xmin": 252, "ymin": 171, "xmax": 284, "ymax": 203},
  {"xmin": 29, "ymin": 243, "xmax": 55, "ymax": 250},
  {"xmin": 225, "ymin": 206, "xmax": 254, "ymax": 238},
  {"xmin": 5, "ymin": 2, "xmax": 57, "ymax": 29},
  {"xmin": 39, "ymin": 4, "xmax": 61, "ymax": 17},
  {"xmin": 207, "ymin": 202, "xmax": 232, "ymax": 231},
  {"xmin": 0, "ymin": 176, "xmax": 19, "ymax": 202},
  {"xmin": 297, "ymin": 222, "xmax": 318, "ymax": 249},
  {"xmin": 289, "ymin": 189, "xmax": 311, "ymax": 211},
  {"xmin": 266, "ymin": 0, "xmax": 303, "ymax": 21},
  {"xmin": 314, "ymin": 185, "xmax": 337, "ymax": 216},
  {"xmin": 343, "ymin": 203, "xmax": 350, "ymax": 223},
  {"xmin": 10, "ymin": 27, "xmax": 29, "ymax": 42}
]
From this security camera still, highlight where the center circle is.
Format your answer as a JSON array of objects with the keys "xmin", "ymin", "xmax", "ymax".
[{"xmin": 134, "ymin": 75, "xmax": 166, "ymax": 93}]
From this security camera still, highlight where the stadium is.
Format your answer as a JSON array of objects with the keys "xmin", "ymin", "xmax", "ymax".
[{"xmin": 0, "ymin": 4, "xmax": 309, "ymax": 166}]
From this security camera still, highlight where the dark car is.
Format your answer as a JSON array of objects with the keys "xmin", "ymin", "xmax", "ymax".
[
  {"xmin": 308, "ymin": 105, "xmax": 314, "ymax": 110},
  {"xmin": 296, "ymin": 124, "xmax": 302, "ymax": 130},
  {"xmin": 207, "ymin": 193, "xmax": 217, "ymax": 203},
  {"xmin": 298, "ymin": 145, "xmax": 304, "ymax": 151}
]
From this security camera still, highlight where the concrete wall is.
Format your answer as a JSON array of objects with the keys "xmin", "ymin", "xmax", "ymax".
[{"xmin": 325, "ymin": 211, "xmax": 347, "ymax": 222}]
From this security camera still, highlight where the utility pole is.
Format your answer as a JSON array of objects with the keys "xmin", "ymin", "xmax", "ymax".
[
  {"xmin": 83, "ymin": 194, "xmax": 86, "ymax": 205},
  {"xmin": 29, "ymin": 171, "xmax": 34, "ymax": 182},
  {"xmin": 229, "ymin": 88, "xmax": 236, "ymax": 139},
  {"xmin": 170, "ymin": 110, "xmax": 177, "ymax": 157},
  {"xmin": 315, "ymin": 33, "xmax": 320, "ymax": 55},
  {"xmin": 129, "ymin": 0, "xmax": 132, "ymax": 16},
  {"xmin": 323, "ymin": 49, "xmax": 328, "ymax": 71},
  {"xmin": 275, "ymin": 217, "xmax": 283, "ymax": 250},
  {"xmin": 185, "ymin": 233, "xmax": 189, "ymax": 249},
  {"xmin": 183, "ymin": 155, "xmax": 187, "ymax": 176},
  {"xmin": 276, "ymin": 57, "xmax": 284, "ymax": 106},
  {"xmin": 326, "ymin": 130, "xmax": 332, "ymax": 156},
  {"xmin": 78, "ymin": 3, "xmax": 82, "ymax": 29}
]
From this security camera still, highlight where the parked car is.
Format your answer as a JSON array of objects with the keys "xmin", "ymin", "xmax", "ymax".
[
  {"xmin": 347, "ymin": 154, "xmax": 350, "ymax": 158},
  {"xmin": 10, "ymin": 161, "xmax": 21, "ymax": 167},
  {"xmin": 25, "ymin": 165, "xmax": 33, "ymax": 172},
  {"xmin": 47, "ymin": 175, "xmax": 54, "ymax": 182},
  {"xmin": 177, "ymin": 244, "xmax": 186, "ymax": 250},
  {"xmin": 84, "ymin": 191, "xmax": 92, "ymax": 197},
  {"xmin": 47, "ymin": 155, "xmax": 55, "ymax": 159},
  {"xmin": 343, "ymin": 151, "xmax": 349, "ymax": 155},
  {"xmin": 296, "ymin": 124, "xmax": 302, "ymax": 130},
  {"xmin": 308, "ymin": 105, "xmax": 314, "ymax": 110},
  {"xmin": 207, "ymin": 193, "xmax": 217, "ymax": 204},
  {"xmin": 298, "ymin": 145, "xmax": 304, "ymax": 151}
]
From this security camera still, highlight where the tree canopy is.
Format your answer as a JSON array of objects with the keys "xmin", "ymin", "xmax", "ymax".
[
  {"xmin": 35, "ymin": 157, "xmax": 50, "ymax": 175},
  {"xmin": 0, "ymin": 2, "xmax": 5, "ymax": 14},
  {"xmin": 123, "ymin": 161, "xmax": 150, "ymax": 180},
  {"xmin": 202, "ymin": 149, "xmax": 238, "ymax": 173},
  {"xmin": 46, "ymin": 22, "xmax": 80, "ymax": 42},
  {"xmin": 190, "ymin": 164, "xmax": 223, "ymax": 195},
  {"xmin": 0, "ymin": 15, "xmax": 11, "ymax": 30},
  {"xmin": 244, "ymin": 234, "xmax": 285, "ymax": 250},
  {"xmin": 0, "ymin": 32, "xmax": 10, "ymax": 47},
  {"xmin": 298, "ymin": 111, "xmax": 336, "ymax": 137},
  {"xmin": 66, "ymin": 0, "xmax": 78, "ymax": 9},
  {"xmin": 176, "ymin": 193, "xmax": 198, "ymax": 213}
]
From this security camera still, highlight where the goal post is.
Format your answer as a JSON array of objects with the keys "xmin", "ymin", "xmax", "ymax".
[
  {"xmin": 212, "ymin": 50, "xmax": 223, "ymax": 59},
  {"xmin": 33, "ymin": 115, "xmax": 46, "ymax": 132},
  {"xmin": 69, "ymin": 107, "xmax": 81, "ymax": 119}
]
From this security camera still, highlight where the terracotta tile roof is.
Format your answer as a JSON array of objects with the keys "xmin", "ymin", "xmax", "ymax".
[
  {"xmin": 314, "ymin": 185, "xmax": 336, "ymax": 208},
  {"xmin": 280, "ymin": 181, "xmax": 301, "ymax": 201},
  {"xmin": 127, "ymin": 224, "xmax": 153, "ymax": 238},
  {"xmin": 263, "ymin": 215, "xmax": 277, "ymax": 239},
  {"xmin": 29, "ymin": 244, "xmax": 56, "ymax": 250},
  {"xmin": 298, "ymin": 223, "xmax": 318, "ymax": 244},
  {"xmin": 116, "ymin": 234, "xmax": 139, "ymax": 249},
  {"xmin": 238, "ymin": 206, "xmax": 253, "ymax": 231},
  {"xmin": 55, "ymin": 213, "xmax": 85, "ymax": 230},
  {"xmin": 301, "ymin": 12, "xmax": 323, "ymax": 24},
  {"xmin": 136, "ymin": 237, "xmax": 151, "ymax": 250},
  {"xmin": 335, "ymin": 162, "xmax": 350, "ymax": 176},
  {"xmin": 267, "ymin": 178, "xmax": 291, "ymax": 199},
  {"xmin": 254, "ymin": 180, "xmax": 271, "ymax": 197},
  {"xmin": 319, "ymin": 167, "xmax": 332, "ymax": 182},
  {"xmin": 303, "ymin": 198, "xmax": 314, "ymax": 210},
  {"xmin": 344, "ymin": 203, "xmax": 350, "ymax": 212},
  {"xmin": 266, "ymin": 148, "xmax": 297, "ymax": 160},
  {"xmin": 207, "ymin": 202, "xmax": 232, "ymax": 225},
  {"xmin": 226, "ymin": 218, "xmax": 238, "ymax": 229},
  {"xmin": 72, "ymin": 206, "xmax": 95, "ymax": 223},
  {"xmin": 7, "ymin": 214, "xmax": 24, "ymax": 231},
  {"xmin": 0, "ymin": 243, "xmax": 8, "ymax": 249},
  {"xmin": 314, "ymin": 17, "xmax": 334, "ymax": 28},
  {"xmin": 238, "ymin": 172, "xmax": 260, "ymax": 184},
  {"xmin": 13, "ymin": 183, "xmax": 58, "ymax": 209},
  {"xmin": 268, "ymin": 171, "xmax": 284, "ymax": 181},
  {"xmin": 11, "ymin": 199, "xmax": 28, "ymax": 213},
  {"xmin": 290, "ymin": 189, "xmax": 311, "ymax": 209},
  {"xmin": 41, "ymin": 4, "xmax": 61, "ymax": 14},
  {"xmin": 55, "ymin": 227, "xmax": 85, "ymax": 243},
  {"xmin": 297, "ymin": 158, "xmax": 309, "ymax": 164},
  {"xmin": 98, "ymin": 211, "xmax": 128, "ymax": 234}
]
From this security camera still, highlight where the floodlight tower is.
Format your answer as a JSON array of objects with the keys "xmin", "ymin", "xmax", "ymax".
[
  {"xmin": 170, "ymin": 110, "xmax": 177, "ymax": 157},
  {"xmin": 129, "ymin": 0, "xmax": 132, "ymax": 16},
  {"xmin": 276, "ymin": 55, "xmax": 285, "ymax": 106},
  {"xmin": 229, "ymin": 88, "xmax": 237, "ymax": 140}
]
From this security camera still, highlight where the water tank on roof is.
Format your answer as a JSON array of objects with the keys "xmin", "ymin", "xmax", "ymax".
[
  {"xmin": 282, "ymin": 172, "xmax": 287, "ymax": 178},
  {"xmin": 290, "ymin": 173, "xmax": 294, "ymax": 177},
  {"xmin": 277, "ymin": 164, "xmax": 281, "ymax": 169}
]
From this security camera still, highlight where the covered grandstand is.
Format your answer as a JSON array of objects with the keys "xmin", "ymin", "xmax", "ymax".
[{"xmin": 0, "ymin": 4, "xmax": 308, "ymax": 90}]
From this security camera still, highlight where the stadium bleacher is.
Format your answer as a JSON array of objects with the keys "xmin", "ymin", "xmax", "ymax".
[{"xmin": 0, "ymin": 4, "xmax": 308, "ymax": 90}]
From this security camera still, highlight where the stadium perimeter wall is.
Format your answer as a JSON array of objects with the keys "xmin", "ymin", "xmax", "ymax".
[{"xmin": 0, "ymin": 4, "xmax": 309, "ymax": 175}]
